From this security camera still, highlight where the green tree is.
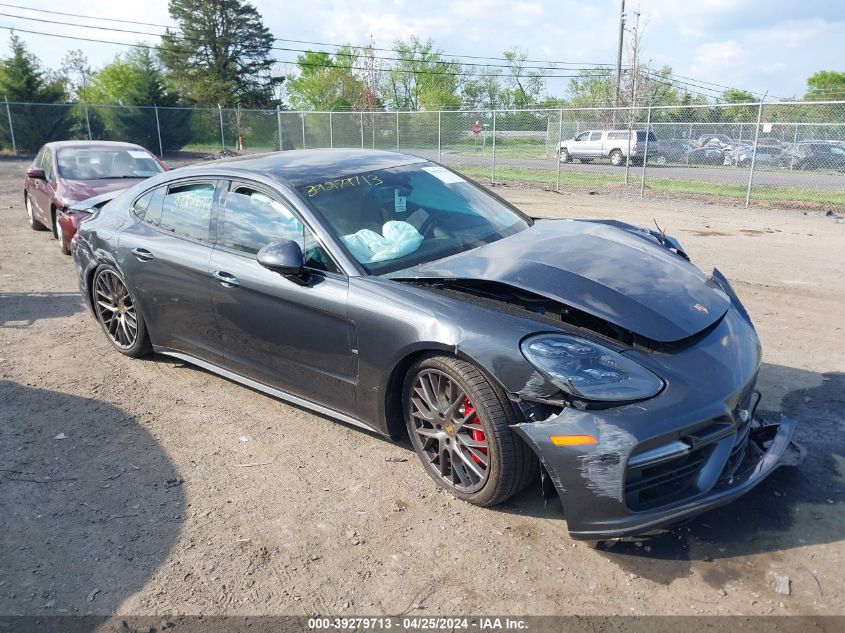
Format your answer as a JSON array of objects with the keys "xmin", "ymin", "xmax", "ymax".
[
  {"xmin": 87, "ymin": 48, "xmax": 191, "ymax": 153},
  {"xmin": 386, "ymin": 37, "xmax": 462, "ymax": 110},
  {"xmin": 805, "ymin": 70, "xmax": 845, "ymax": 101},
  {"xmin": 462, "ymin": 68, "xmax": 503, "ymax": 110},
  {"xmin": 286, "ymin": 47, "xmax": 368, "ymax": 110},
  {"xmin": 501, "ymin": 48, "xmax": 547, "ymax": 108},
  {"xmin": 159, "ymin": 0, "xmax": 281, "ymax": 106},
  {"xmin": 0, "ymin": 34, "xmax": 69, "ymax": 152},
  {"xmin": 567, "ymin": 68, "xmax": 613, "ymax": 107}
]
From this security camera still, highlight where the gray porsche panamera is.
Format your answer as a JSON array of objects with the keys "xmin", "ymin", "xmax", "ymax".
[{"xmin": 72, "ymin": 149, "xmax": 800, "ymax": 540}]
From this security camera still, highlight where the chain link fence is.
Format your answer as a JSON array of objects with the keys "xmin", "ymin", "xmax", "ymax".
[{"xmin": 2, "ymin": 100, "xmax": 844, "ymax": 209}]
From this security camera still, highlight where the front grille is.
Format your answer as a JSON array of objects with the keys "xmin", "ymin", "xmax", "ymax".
[
  {"xmin": 625, "ymin": 442, "xmax": 715, "ymax": 511},
  {"xmin": 625, "ymin": 446, "xmax": 713, "ymax": 510}
]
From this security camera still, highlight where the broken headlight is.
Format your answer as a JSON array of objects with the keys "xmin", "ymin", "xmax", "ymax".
[{"xmin": 520, "ymin": 334, "xmax": 664, "ymax": 402}]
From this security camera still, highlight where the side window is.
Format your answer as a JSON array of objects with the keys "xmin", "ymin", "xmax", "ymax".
[
  {"xmin": 589, "ymin": 131, "xmax": 603, "ymax": 141},
  {"xmin": 132, "ymin": 190, "xmax": 155, "ymax": 220},
  {"xmin": 42, "ymin": 148, "xmax": 54, "ymax": 180},
  {"xmin": 575, "ymin": 132, "xmax": 589, "ymax": 141},
  {"xmin": 159, "ymin": 182, "xmax": 214, "ymax": 242},
  {"xmin": 222, "ymin": 185, "xmax": 338, "ymax": 273}
]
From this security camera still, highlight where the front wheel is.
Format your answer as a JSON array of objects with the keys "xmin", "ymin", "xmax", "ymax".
[
  {"xmin": 558, "ymin": 148, "xmax": 572, "ymax": 163},
  {"xmin": 404, "ymin": 355, "xmax": 538, "ymax": 506},
  {"xmin": 53, "ymin": 213, "xmax": 70, "ymax": 255},
  {"xmin": 25, "ymin": 193, "xmax": 46, "ymax": 231},
  {"xmin": 92, "ymin": 266, "xmax": 151, "ymax": 357}
]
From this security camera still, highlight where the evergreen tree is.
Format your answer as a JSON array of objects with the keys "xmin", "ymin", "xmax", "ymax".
[
  {"xmin": 158, "ymin": 0, "xmax": 282, "ymax": 106},
  {"xmin": 87, "ymin": 48, "xmax": 191, "ymax": 153},
  {"xmin": 0, "ymin": 34, "xmax": 69, "ymax": 152}
]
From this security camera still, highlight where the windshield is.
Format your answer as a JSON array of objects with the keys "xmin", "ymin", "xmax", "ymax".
[
  {"xmin": 296, "ymin": 162, "xmax": 531, "ymax": 274},
  {"xmin": 57, "ymin": 147, "xmax": 164, "ymax": 180}
]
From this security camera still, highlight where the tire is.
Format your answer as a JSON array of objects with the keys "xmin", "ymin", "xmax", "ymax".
[
  {"xmin": 404, "ymin": 354, "xmax": 538, "ymax": 506},
  {"xmin": 25, "ymin": 193, "xmax": 46, "ymax": 231},
  {"xmin": 609, "ymin": 150, "xmax": 624, "ymax": 166},
  {"xmin": 92, "ymin": 265, "xmax": 152, "ymax": 358},
  {"xmin": 559, "ymin": 148, "xmax": 572, "ymax": 164},
  {"xmin": 53, "ymin": 212, "xmax": 70, "ymax": 255}
]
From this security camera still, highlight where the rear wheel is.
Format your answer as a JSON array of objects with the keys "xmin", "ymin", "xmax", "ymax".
[
  {"xmin": 25, "ymin": 193, "xmax": 46, "ymax": 231},
  {"xmin": 404, "ymin": 355, "xmax": 538, "ymax": 506},
  {"xmin": 609, "ymin": 149, "xmax": 624, "ymax": 166},
  {"xmin": 92, "ymin": 266, "xmax": 151, "ymax": 357}
]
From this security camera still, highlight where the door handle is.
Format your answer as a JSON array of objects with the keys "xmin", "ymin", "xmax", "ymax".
[
  {"xmin": 212, "ymin": 270, "xmax": 240, "ymax": 288},
  {"xmin": 131, "ymin": 248, "xmax": 154, "ymax": 262}
]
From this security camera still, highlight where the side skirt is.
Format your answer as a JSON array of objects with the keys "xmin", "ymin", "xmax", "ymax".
[{"xmin": 155, "ymin": 348, "xmax": 381, "ymax": 436}]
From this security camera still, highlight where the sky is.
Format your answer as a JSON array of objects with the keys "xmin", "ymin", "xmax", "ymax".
[{"xmin": 0, "ymin": 0, "xmax": 843, "ymax": 102}]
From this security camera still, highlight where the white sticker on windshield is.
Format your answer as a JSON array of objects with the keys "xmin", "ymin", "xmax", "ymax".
[
  {"xmin": 422, "ymin": 165, "xmax": 464, "ymax": 184},
  {"xmin": 394, "ymin": 188, "xmax": 407, "ymax": 213},
  {"xmin": 128, "ymin": 151, "xmax": 150, "ymax": 159}
]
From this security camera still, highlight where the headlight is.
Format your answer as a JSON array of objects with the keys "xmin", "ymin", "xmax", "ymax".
[{"xmin": 520, "ymin": 334, "xmax": 664, "ymax": 402}]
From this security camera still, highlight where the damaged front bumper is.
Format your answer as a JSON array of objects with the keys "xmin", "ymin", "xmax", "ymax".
[{"xmin": 514, "ymin": 411, "xmax": 800, "ymax": 540}]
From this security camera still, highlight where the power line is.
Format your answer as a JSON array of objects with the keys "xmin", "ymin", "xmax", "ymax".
[
  {"xmin": 0, "ymin": 2, "xmax": 619, "ymax": 69},
  {"xmin": 0, "ymin": 23, "xmax": 620, "ymax": 80}
]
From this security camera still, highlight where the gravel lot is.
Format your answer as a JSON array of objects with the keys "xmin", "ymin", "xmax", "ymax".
[{"xmin": 1, "ymin": 155, "xmax": 843, "ymax": 618}]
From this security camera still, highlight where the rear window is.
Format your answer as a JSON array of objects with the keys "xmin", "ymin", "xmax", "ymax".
[{"xmin": 637, "ymin": 131, "xmax": 657, "ymax": 141}]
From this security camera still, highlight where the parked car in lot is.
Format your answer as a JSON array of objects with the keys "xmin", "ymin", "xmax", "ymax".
[
  {"xmin": 724, "ymin": 144, "xmax": 783, "ymax": 167},
  {"xmin": 656, "ymin": 139, "xmax": 697, "ymax": 163},
  {"xmin": 24, "ymin": 140, "xmax": 165, "ymax": 254},
  {"xmin": 696, "ymin": 133, "xmax": 735, "ymax": 148},
  {"xmin": 686, "ymin": 143, "xmax": 730, "ymax": 165},
  {"xmin": 73, "ymin": 149, "xmax": 801, "ymax": 540},
  {"xmin": 559, "ymin": 129, "xmax": 658, "ymax": 166},
  {"xmin": 777, "ymin": 142, "xmax": 845, "ymax": 171}
]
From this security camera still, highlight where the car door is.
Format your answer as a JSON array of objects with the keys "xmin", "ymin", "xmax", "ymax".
[
  {"xmin": 30, "ymin": 147, "xmax": 54, "ymax": 226},
  {"xmin": 569, "ymin": 131, "xmax": 591, "ymax": 158},
  {"xmin": 585, "ymin": 130, "xmax": 604, "ymax": 157},
  {"xmin": 116, "ymin": 179, "xmax": 224, "ymax": 364},
  {"xmin": 208, "ymin": 180, "xmax": 357, "ymax": 415}
]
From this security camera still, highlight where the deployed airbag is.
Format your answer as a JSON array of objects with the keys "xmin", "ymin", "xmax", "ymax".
[{"xmin": 341, "ymin": 221, "xmax": 424, "ymax": 263}]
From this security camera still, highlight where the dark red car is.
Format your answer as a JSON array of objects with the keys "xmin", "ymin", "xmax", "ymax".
[{"xmin": 24, "ymin": 141, "xmax": 166, "ymax": 254}]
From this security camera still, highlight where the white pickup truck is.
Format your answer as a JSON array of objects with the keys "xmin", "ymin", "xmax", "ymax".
[{"xmin": 559, "ymin": 129, "xmax": 659, "ymax": 166}]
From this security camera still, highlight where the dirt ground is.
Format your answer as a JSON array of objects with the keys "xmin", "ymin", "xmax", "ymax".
[{"xmin": 1, "ymin": 156, "xmax": 843, "ymax": 618}]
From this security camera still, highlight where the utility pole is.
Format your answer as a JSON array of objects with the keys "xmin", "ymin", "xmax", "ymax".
[{"xmin": 613, "ymin": 0, "xmax": 626, "ymax": 113}]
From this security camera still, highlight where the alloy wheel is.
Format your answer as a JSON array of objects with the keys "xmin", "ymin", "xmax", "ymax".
[
  {"xmin": 409, "ymin": 369, "xmax": 490, "ymax": 493},
  {"xmin": 94, "ymin": 270, "xmax": 138, "ymax": 349},
  {"xmin": 25, "ymin": 195, "xmax": 33, "ymax": 223}
]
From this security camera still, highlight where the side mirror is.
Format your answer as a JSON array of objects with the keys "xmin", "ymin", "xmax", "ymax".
[
  {"xmin": 257, "ymin": 239, "xmax": 310, "ymax": 285},
  {"xmin": 26, "ymin": 167, "xmax": 46, "ymax": 180}
]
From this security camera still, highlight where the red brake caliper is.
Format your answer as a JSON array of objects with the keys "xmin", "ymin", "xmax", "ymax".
[{"xmin": 463, "ymin": 397, "xmax": 488, "ymax": 467}]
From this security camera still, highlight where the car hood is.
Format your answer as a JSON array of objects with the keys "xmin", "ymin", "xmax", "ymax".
[
  {"xmin": 392, "ymin": 219, "xmax": 731, "ymax": 343},
  {"xmin": 59, "ymin": 178, "xmax": 143, "ymax": 202}
]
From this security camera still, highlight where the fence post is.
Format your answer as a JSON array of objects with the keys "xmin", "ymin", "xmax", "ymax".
[
  {"xmin": 790, "ymin": 123, "xmax": 798, "ymax": 170},
  {"xmin": 360, "ymin": 114, "xmax": 364, "ymax": 148},
  {"xmin": 217, "ymin": 104, "xmax": 225, "ymax": 150},
  {"xmin": 329, "ymin": 111, "xmax": 333, "ymax": 148},
  {"xmin": 4, "ymin": 96, "xmax": 16, "ymax": 156},
  {"xmin": 437, "ymin": 110, "xmax": 442, "ymax": 163},
  {"xmin": 640, "ymin": 104, "xmax": 652, "ymax": 198},
  {"xmin": 154, "ymin": 104, "xmax": 164, "ymax": 158},
  {"xmin": 491, "ymin": 110, "xmax": 497, "ymax": 184},
  {"xmin": 301, "ymin": 112, "xmax": 306, "ymax": 149},
  {"xmin": 276, "ymin": 105, "xmax": 283, "ymax": 151},
  {"xmin": 555, "ymin": 108, "xmax": 563, "ymax": 191},
  {"xmin": 396, "ymin": 111, "xmax": 400, "ymax": 151},
  {"xmin": 745, "ymin": 101, "xmax": 765, "ymax": 209},
  {"xmin": 84, "ymin": 103, "xmax": 92, "ymax": 140}
]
